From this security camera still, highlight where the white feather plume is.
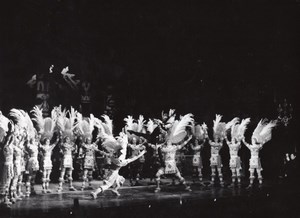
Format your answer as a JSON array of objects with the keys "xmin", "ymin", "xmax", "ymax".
[
  {"xmin": 226, "ymin": 117, "xmax": 240, "ymax": 130},
  {"xmin": 169, "ymin": 113, "xmax": 194, "ymax": 143},
  {"xmin": 75, "ymin": 112, "xmax": 95, "ymax": 139},
  {"xmin": 68, "ymin": 107, "xmax": 78, "ymax": 131},
  {"xmin": 9, "ymin": 109, "xmax": 27, "ymax": 129},
  {"xmin": 0, "ymin": 112, "xmax": 10, "ymax": 133},
  {"xmin": 24, "ymin": 111, "xmax": 36, "ymax": 139},
  {"xmin": 147, "ymin": 119, "xmax": 157, "ymax": 133},
  {"xmin": 169, "ymin": 109, "xmax": 176, "ymax": 117},
  {"xmin": 137, "ymin": 115, "xmax": 145, "ymax": 132},
  {"xmin": 252, "ymin": 119, "xmax": 277, "ymax": 144},
  {"xmin": 252, "ymin": 119, "xmax": 265, "ymax": 140},
  {"xmin": 31, "ymin": 106, "xmax": 45, "ymax": 133},
  {"xmin": 124, "ymin": 115, "xmax": 134, "ymax": 131},
  {"xmin": 259, "ymin": 120, "xmax": 277, "ymax": 142},
  {"xmin": 237, "ymin": 118, "xmax": 251, "ymax": 137},
  {"xmin": 201, "ymin": 123, "xmax": 208, "ymax": 131},
  {"xmin": 101, "ymin": 114, "xmax": 113, "ymax": 136},
  {"xmin": 213, "ymin": 114, "xmax": 222, "ymax": 133}
]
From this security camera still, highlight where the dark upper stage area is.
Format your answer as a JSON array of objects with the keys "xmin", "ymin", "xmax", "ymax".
[{"xmin": 0, "ymin": 1, "xmax": 299, "ymax": 123}]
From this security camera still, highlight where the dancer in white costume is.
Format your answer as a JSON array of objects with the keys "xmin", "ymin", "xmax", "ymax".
[
  {"xmin": 75, "ymin": 113, "xmax": 109, "ymax": 190},
  {"xmin": 191, "ymin": 123, "xmax": 208, "ymax": 183},
  {"xmin": 9, "ymin": 109, "xmax": 35, "ymax": 200},
  {"xmin": 24, "ymin": 135, "xmax": 40, "ymax": 197},
  {"xmin": 0, "ymin": 113, "xmax": 14, "ymax": 207},
  {"xmin": 56, "ymin": 107, "xmax": 78, "ymax": 192},
  {"xmin": 124, "ymin": 115, "xmax": 147, "ymax": 185},
  {"xmin": 242, "ymin": 119, "xmax": 277, "ymax": 188},
  {"xmin": 40, "ymin": 137, "xmax": 59, "ymax": 193},
  {"xmin": 225, "ymin": 118, "xmax": 250, "ymax": 187},
  {"xmin": 153, "ymin": 113, "xmax": 194, "ymax": 193},
  {"xmin": 31, "ymin": 106, "xmax": 60, "ymax": 193},
  {"xmin": 91, "ymin": 116, "xmax": 146, "ymax": 198},
  {"xmin": 207, "ymin": 115, "xmax": 226, "ymax": 186}
]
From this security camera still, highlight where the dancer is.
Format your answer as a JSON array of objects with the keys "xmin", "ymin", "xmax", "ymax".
[
  {"xmin": 76, "ymin": 113, "xmax": 109, "ymax": 190},
  {"xmin": 0, "ymin": 117, "xmax": 14, "ymax": 207},
  {"xmin": 150, "ymin": 133, "xmax": 165, "ymax": 181},
  {"xmin": 80, "ymin": 137, "xmax": 107, "ymax": 190},
  {"xmin": 242, "ymin": 119, "xmax": 277, "ymax": 188},
  {"xmin": 56, "ymin": 107, "xmax": 78, "ymax": 192},
  {"xmin": 10, "ymin": 128, "xmax": 26, "ymax": 202},
  {"xmin": 31, "ymin": 106, "xmax": 59, "ymax": 193},
  {"xmin": 10, "ymin": 109, "xmax": 38, "ymax": 198},
  {"xmin": 191, "ymin": 123, "xmax": 208, "ymax": 183},
  {"xmin": 154, "ymin": 113, "xmax": 194, "ymax": 193},
  {"xmin": 207, "ymin": 115, "xmax": 226, "ymax": 187},
  {"xmin": 225, "ymin": 118, "xmax": 250, "ymax": 187},
  {"xmin": 128, "ymin": 136, "xmax": 146, "ymax": 185},
  {"xmin": 24, "ymin": 134, "xmax": 40, "ymax": 197},
  {"xmin": 124, "ymin": 115, "xmax": 147, "ymax": 185},
  {"xmin": 9, "ymin": 109, "xmax": 33, "ymax": 201},
  {"xmin": 91, "ymin": 117, "xmax": 146, "ymax": 198},
  {"xmin": 39, "ymin": 137, "xmax": 59, "ymax": 193}
]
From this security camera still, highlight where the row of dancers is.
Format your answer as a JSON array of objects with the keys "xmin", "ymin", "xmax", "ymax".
[{"xmin": 0, "ymin": 107, "xmax": 277, "ymax": 206}]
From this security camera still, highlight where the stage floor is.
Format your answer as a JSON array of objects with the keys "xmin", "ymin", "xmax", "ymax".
[{"xmin": 1, "ymin": 178, "xmax": 299, "ymax": 218}]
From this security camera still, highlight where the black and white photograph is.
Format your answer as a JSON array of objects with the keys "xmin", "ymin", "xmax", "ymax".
[{"xmin": 0, "ymin": 1, "xmax": 299, "ymax": 217}]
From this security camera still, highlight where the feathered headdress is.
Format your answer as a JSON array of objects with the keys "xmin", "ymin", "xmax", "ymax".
[
  {"xmin": 167, "ymin": 113, "xmax": 194, "ymax": 144},
  {"xmin": 9, "ymin": 109, "xmax": 27, "ymax": 129},
  {"xmin": 213, "ymin": 114, "xmax": 226, "ymax": 140},
  {"xmin": 194, "ymin": 123, "xmax": 208, "ymax": 141},
  {"xmin": 10, "ymin": 109, "xmax": 36, "ymax": 139},
  {"xmin": 137, "ymin": 115, "xmax": 146, "ymax": 133},
  {"xmin": 161, "ymin": 109, "xmax": 176, "ymax": 128},
  {"xmin": 226, "ymin": 117, "xmax": 240, "ymax": 132},
  {"xmin": 31, "ymin": 106, "xmax": 57, "ymax": 141},
  {"xmin": 96, "ymin": 123, "xmax": 125, "ymax": 154},
  {"xmin": 124, "ymin": 115, "xmax": 135, "ymax": 132},
  {"xmin": 225, "ymin": 117, "xmax": 240, "ymax": 139},
  {"xmin": 75, "ymin": 112, "xmax": 95, "ymax": 141},
  {"xmin": 0, "ymin": 112, "xmax": 10, "ymax": 133},
  {"xmin": 101, "ymin": 114, "xmax": 113, "ymax": 136},
  {"xmin": 56, "ymin": 107, "xmax": 77, "ymax": 141},
  {"xmin": 124, "ymin": 115, "xmax": 139, "ymax": 142},
  {"xmin": 0, "ymin": 112, "xmax": 10, "ymax": 142},
  {"xmin": 231, "ymin": 118, "xmax": 251, "ymax": 140},
  {"xmin": 24, "ymin": 111, "xmax": 36, "ymax": 139},
  {"xmin": 252, "ymin": 119, "xmax": 277, "ymax": 144},
  {"xmin": 146, "ymin": 119, "xmax": 158, "ymax": 134}
]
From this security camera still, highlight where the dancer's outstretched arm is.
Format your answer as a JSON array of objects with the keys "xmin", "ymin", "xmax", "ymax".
[
  {"xmin": 119, "ymin": 150, "xmax": 147, "ymax": 167},
  {"xmin": 241, "ymin": 137, "xmax": 251, "ymax": 149},
  {"xmin": 224, "ymin": 134, "xmax": 231, "ymax": 146},
  {"xmin": 50, "ymin": 137, "xmax": 60, "ymax": 151}
]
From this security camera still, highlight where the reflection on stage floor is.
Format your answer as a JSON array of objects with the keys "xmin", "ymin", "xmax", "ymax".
[{"xmin": 1, "ymin": 178, "xmax": 299, "ymax": 218}]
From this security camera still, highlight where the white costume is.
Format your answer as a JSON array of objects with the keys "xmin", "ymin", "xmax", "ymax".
[
  {"xmin": 154, "ymin": 112, "xmax": 194, "ymax": 192},
  {"xmin": 242, "ymin": 119, "xmax": 277, "ymax": 188},
  {"xmin": 31, "ymin": 106, "xmax": 59, "ymax": 193},
  {"xmin": 91, "ymin": 117, "xmax": 146, "ymax": 198},
  {"xmin": 208, "ymin": 115, "xmax": 226, "ymax": 186},
  {"xmin": 226, "ymin": 118, "xmax": 250, "ymax": 187},
  {"xmin": 55, "ymin": 106, "xmax": 78, "ymax": 192}
]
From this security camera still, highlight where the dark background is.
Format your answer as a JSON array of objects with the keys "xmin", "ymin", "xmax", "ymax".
[
  {"xmin": 0, "ymin": 1, "xmax": 299, "ymax": 113},
  {"xmin": 0, "ymin": 0, "xmax": 299, "ymax": 178}
]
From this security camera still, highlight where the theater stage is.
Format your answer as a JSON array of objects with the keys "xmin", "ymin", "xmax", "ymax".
[{"xmin": 1, "ymin": 178, "xmax": 299, "ymax": 218}]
